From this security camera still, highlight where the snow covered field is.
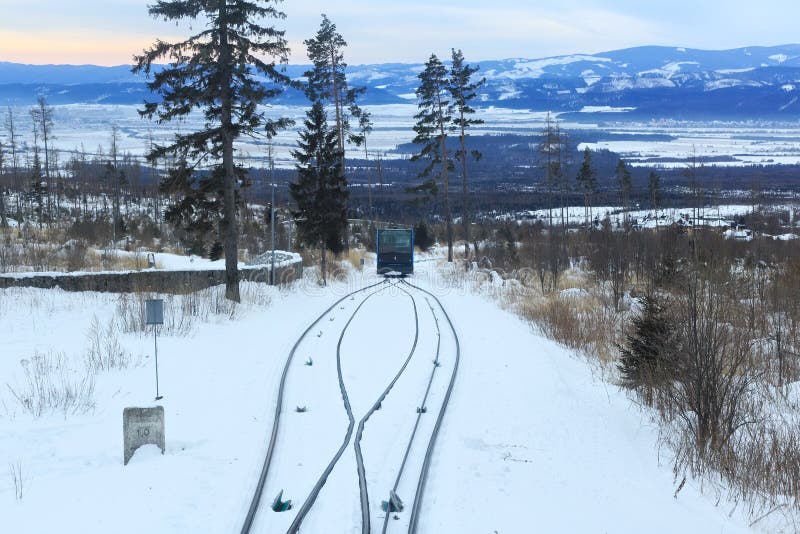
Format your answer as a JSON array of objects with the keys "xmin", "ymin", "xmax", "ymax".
[
  {"xmin": 499, "ymin": 203, "xmax": 800, "ymax": 230},
  {"xmin": 8, "ymin": 103, "xmax": 800, "ymax": 169},
  {"xmin": 0, "ymin": 256, "xmax": 775, "ymax": 532},
  {"xmin": 0, "ymin": 250, "xmax": 300, "ymax": 278},
  {"xmin": 579, "ymin": 123, "xmax": 800, "ymax": 167}
]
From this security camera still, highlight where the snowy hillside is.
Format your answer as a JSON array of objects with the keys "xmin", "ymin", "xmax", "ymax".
[
  {"xmin": 3, "ymin": 45, "xmax": 800, "ymax": 118},
  {"xmin": 0, "ymin": 255, "xmax": 770, "ymax": 533}
]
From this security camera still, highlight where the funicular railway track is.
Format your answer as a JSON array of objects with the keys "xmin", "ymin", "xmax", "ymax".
[{"xmin": 240, "ymin": 276, "xmax": 460, "ymax": 534}]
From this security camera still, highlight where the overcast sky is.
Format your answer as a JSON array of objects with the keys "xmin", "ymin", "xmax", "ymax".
[{"xmin": 2, "ymin": 0, "xmax": 799, "ymax": 66}]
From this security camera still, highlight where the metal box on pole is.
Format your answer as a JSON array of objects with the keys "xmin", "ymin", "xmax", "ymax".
[
  {"xmin": 146, "ymin": 299, "xmax": 164, "ymax": 325},
  {"xmin": 145, "ymin": 299, "xmax": 165, "ymax": 400}
]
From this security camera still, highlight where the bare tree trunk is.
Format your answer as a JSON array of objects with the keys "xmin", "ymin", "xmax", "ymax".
[
  {"xmin": 584, "ymin": 192, "xmax": 590, "ymax": 229},
  {"xmin": 653, "ymin": 188, "xmax": 659, "ymax": 232},
  {"xmin": 31, "ymin": 98, "xmax": 55, "ymax": 224},
  {"xmin": 375, "ymin": 153, "xmax": 383, "ymax": 225},
  {"xmin": 110, "ymin": 126, "xmax": 121, "ymax": 247},
  {"xmin": 0, "ymin": 187, "xmax": 7, "ymax": 228},
  {"xmin": 5, "ymin": 108, "xmax": 20, "ymax": 192},
  {"xmin": 561, "ymin": 132, "xmax": 568, "ymax": 229},
  {"xmin": 42, "ymin": 117, "xmax": 51, "ymax": 221},
  {"xmin": 364, "ymin": 141, "xmax": 372, "ymax": 222},
  {"xmin": 438, "ymin": 95, "xmax": 452, "ymax": 262},
  {"xmin": 219, "ymin": 2, "xmax": 240, "ymax": 302},
  {"xmin": 0, "ymin": 148, "xmax": 6, "ymax": 227},
  {"xmin": 459, "ymin": 120, "xmax": 470, "ymax": 258},
  {"xmin": 330, "ymin": 45, "xmax": 346, "ymax": 177},
  {"xmin": 546, "ymin": 114, "xmax": 553, "ymax": 228},
  {"xmin": 320, "ymin": 242, "xmax": 327, "ymax": 286}
]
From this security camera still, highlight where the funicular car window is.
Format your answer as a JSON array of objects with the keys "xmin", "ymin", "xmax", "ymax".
[{"xmin": 379, "ymin": 231, "xmax": 411, "ymax": 251}]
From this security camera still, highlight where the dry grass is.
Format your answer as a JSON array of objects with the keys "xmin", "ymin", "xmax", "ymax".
[
  {"xmin": 0, "ymin": 224, "xmax": 168, "ymax": 273},
  {"xmin": 91, "ymin": 249, "xmax": 163, "ymax": 271},
  {"xmin": 114, "ymin": 283, "xmax": 271, "ymax": 336},
  {"xmin": 0, "ymin": 236, "xmax": 164, "ymax": 273},
  {"xmin": 464, "ymin": 264, "xmax": 624, "ymax": 366},
  {"xmin": 470, "ymin": 223, "xmax": 800, "ymax": 525},
  {"xmin": 556, "ymin": 269, "xmax": 588, "ymax": 291},
  {"xmin": 341, "ymin": 248, "xmax": 368, "ymax": 271},
  {"xmin": 10, "ymin": 460, "xmax": 23, "ymax": 500},
  {"xmin": 6, "ymin": 351, "xmax": 96, "ymax": 418},
  {"xmin": 506, "ymin": 288, "xmax": 623, "ymax": 365},
  {"xmin": 84, "ymin": 316, "xmax": 140, "ymax": 372},
  {"xmin": 433, "ymin": 262, "xmax": 614, "ymax": 366}
]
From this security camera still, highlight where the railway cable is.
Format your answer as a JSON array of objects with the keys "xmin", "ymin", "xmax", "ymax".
[{"xmin": 240, "ymin": 278, "xmax": 390, "ymax": 534}]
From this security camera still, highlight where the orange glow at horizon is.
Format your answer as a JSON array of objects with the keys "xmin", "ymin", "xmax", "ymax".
[{"xmin": 0, "ymin": 30, "xmax": 179, "ymax": 66}]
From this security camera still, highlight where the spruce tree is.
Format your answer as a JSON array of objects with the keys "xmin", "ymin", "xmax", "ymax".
[
  {"xmin": 648, "ymin": 170, "xmax": 661, "ymax": 229},
  {"xmin": 350, "ymin": 107, "xmax": 374, "ymax": 220},
  {"xmin": 304, "ymin": 14, "xmax": 365, "ymax": 174},
  {"xmin": 161, "ymin": 159, "xmax": 224, "ymax": 257},
  {"xmin": 290, "ymin": 101, "xmax": 349, "ymax": 286},
  {"xmin": 4, "ymin": 108, "xmax": 19, "ymax": 191},
  {"xmin": 102, "ymin": 157, "xmax": 129, "ymax": 241},
  {"xmin": 616, "ymin": 159, "xmax": 633, "ymax": 228},
  {"xmin": 449, "ymin": 48, "xmax": 484, "ymax": 258},
  {"xmin": 618, "ymin": 294, "xmax": 676, "ymax": 403},
  {"xmin": 413, "ymin": 220, "xmax": 435, "ymax": 251},
  {"xmin": 412, "ymin": 53, "xmax": 454, "ymax": 262},
  {"xmin": 28, "ymin": 152, "xmax": 46, "ymax": 226},
  {"xmin": 108, "ymin": 126, "xmax": 124, "ymax": 245},
  {"xmin": 556, "ymin": 127, "xmax": 572, "ymax": 228},
  {"xmin": 576, "ymin": 147, "xmax": 597, "ymax": 229},
  {"xmin": 133, "ymin": 0, "xmax": 292, "ymax": 302},
  {"xmin": 538, "ymin": 113, "xmax": 562, "ymax": 227},
  {"xmin": 30, "ymin": 96, "xmax": 54, "ymax": 211}
]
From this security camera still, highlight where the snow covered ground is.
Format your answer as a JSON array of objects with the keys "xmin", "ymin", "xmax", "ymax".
[
  {"xmin": 0, "ymin": 255, "xmax": 776, "ymax": 532},
  {"xmin": 0, "ymin": 250, "xmax": 300, "ymax": 277},
  {"xmin": 498, "ymin": 203, "xmax": 799, "ymax": 230},
  {"xmin": 578, "ymin": 123, "xmax": 800, "ymax": 167}
]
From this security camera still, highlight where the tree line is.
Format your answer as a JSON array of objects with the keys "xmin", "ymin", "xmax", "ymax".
[
  {"xmin": 4, "ymin": 0, "xmax": 791, "ymax": 299},
  {"xmin": 126, "ymin": 1, "xmax": 487, "ymax": 294}
]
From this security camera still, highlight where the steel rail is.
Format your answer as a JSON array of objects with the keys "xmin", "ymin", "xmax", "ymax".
[
  {"xmin": 286, "ymin": 280, "xmax": 406, "ymax": 533},
  {"xmin": 380, "ymin": 296, "xmax": 442, "ymax": 534},
  {"xmin": 401, "ymin": 280, "xmax": 461, "ymax": 534},
  {"xmin": 353, "ymin": 283, "xmax": 420, "ymax": 534},
  {"xmin": 240, "ymin": 279, "xmax": 389, "ymax": 534}
]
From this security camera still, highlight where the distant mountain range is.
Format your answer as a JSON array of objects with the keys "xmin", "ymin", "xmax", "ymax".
[{"xmin": 2, "ymin": 44, "xmax": 800, "ymax": 120}]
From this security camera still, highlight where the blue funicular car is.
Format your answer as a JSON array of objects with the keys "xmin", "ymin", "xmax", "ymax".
[{"xmin": 376, "ymin": 228, "xmax": 414, "ymax": 276}]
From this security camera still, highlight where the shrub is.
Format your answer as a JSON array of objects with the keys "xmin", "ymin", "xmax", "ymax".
[
  {"xmin": 7, "ymin": 351, "xmax": 96, "ymax": 418},
  {"xmin": 84, "ymin": 316, "xmax": 138, "ymax": 372},
  {"xmin": 617, "ymin": 293, "xmax": 676, "ymax": 403},
  {"xmin": 414, "ymin": 221, "xmax": 435, "ymax": 251}
]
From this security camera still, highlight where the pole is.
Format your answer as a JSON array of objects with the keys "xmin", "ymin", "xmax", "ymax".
[
  {"xmin": 270, "ymin": 155, "xmax": 276, "ymax": 286},
  {"xmin": 154, "ymin": 326, "xmax": 163, "ymax": 401}
]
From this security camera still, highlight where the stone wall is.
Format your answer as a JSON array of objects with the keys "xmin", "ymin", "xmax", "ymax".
[{"xmin": 0, "ymin": 261, "xmax": 302, "ymax": 294}]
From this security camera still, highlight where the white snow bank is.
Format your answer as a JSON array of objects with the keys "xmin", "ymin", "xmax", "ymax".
[
  {"xmin": 578, "ymin": 105, "xmax": 636, "ymax": 113},
  {"xmin": 127, "ymin": 444, "xmax": 164, "ymax": 464},
  {"xmin": 0, "ymin": 250, "xmax": 301, "ymax": 279}
]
